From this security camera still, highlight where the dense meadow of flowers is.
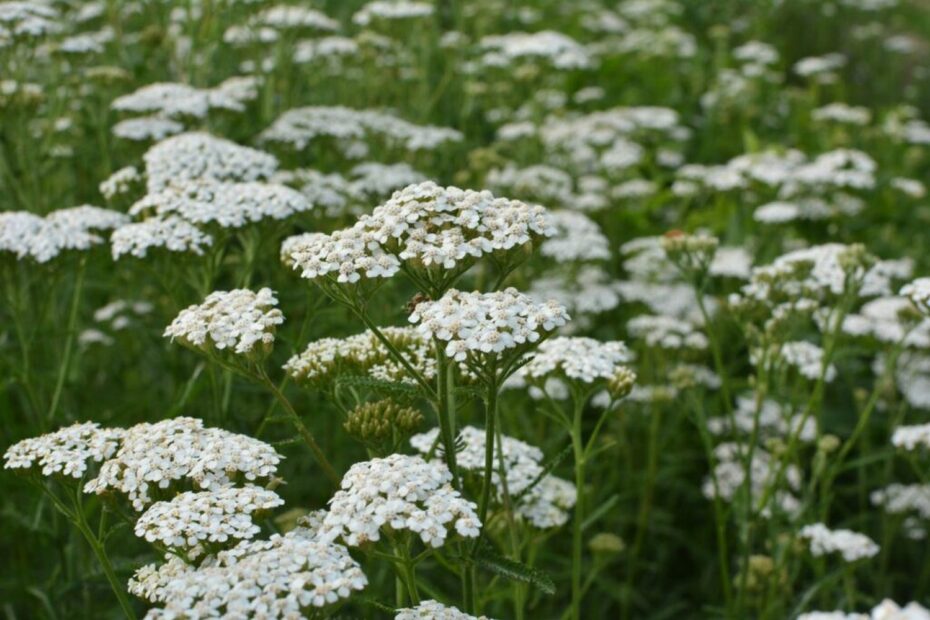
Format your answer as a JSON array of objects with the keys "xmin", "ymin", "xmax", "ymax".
[{"xmin": 4, "ymin": 0, "xmax": 930, "ymax": 618}]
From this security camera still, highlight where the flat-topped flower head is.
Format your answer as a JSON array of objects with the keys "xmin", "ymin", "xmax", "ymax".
[
  {"xmin": 409, "ymin": 288, "xmax": 570, "ymax": 362},
  {"xmin": 143, "ymin": 132, "xmax": 278, "ymax": 193},
  {"xmin": 529, "ymin": 266, "xmax": 622, "ymax": 319},
  {"xmin": 284, "ymin": 326, "xmax": 437, "ymax": 387},
  {"xmin": 776, "ymin": 341, "xmax": 837, "ymax": 382},
  {"xmin": 85, "ymin": 417, "xmax": 281, "ymax": 511},
  {"xmin": 353, "ymin": 1, "xmax": 434, "ymax": 27},
  {"xmin": 137, "ymin": 527, "xmax": 367, "ymax": 616},
  {"xmin": 260, "ymin": 107, "xmax": 461, "ymax": 155},
  {"xmin": 901, "ymin": 278, "xmax": 930, "ymax": 315},
  {"xmin": 130, "ymin": 181, "xmax": 310, "ymax": 229},
  {"xmin": 539, "ymin": 211, "xmax": 610, "ymax": 262},
  {"xmin": 1, "ymin": 206, "xmax": 128, "ymax": 263},
  {"xmin": 110, "ymin": 216, "xmax": 214, "ymax": 260},
  {"xmin": 395, "ymin": 600, "xmax": 491, "ymax": 620},
  {"xmin": 366, "ymin": 182, "xmax": 555, "ymax": 267},
  {"xmin": 871, "ymin": 484, "xmax": 930, "ymax": 520},
  {"xmin": 703, "ymin": 443, "xmax": 802, "ymax": 518},
  {"xmin": 284, "ymin": 227, "xmax": 401, "ymax": 285},
  {"xmin": 627, "ymin": 314, "xmax": 708, "ymax": 350},
  {"xmin": 110, "ymin": 80, "xmax": 257, "ymax": 120},
  {"xmin": 515, "ymin": 336, "xmax": 633, "ymax": 385},
  {"xmin": 164, "ymin": 288, "xmax": 284, "ymax": 358},
  {"xmin": 134, "ymin": 485, "xmax": 284, "ymax": 552},
  {"xmin": 410, "ymin": 426, "xmax": 576, "ymax": 528},
  {"xmin": 411, "ymin": 426, "xmax": 543, "ymax": 495},
  {"xmin": 320, "ymin": 454, "xmax": 481, "ymax": 548},
  {"xmin": 891, "ymin": 423, "xmax": 930, "ymax": 451},
  {"xmin": 477, "ymin": 30, "xmax": 593, "ymax": 70},
  {"xmin": 799, "ymin": 523, "xmax": 879, "ymax": 562},
  {"xmin": 284, "ymin": 182, "xmax": 556, "ymax": 294},
  {"xmin": 4, "ymin": 422, "xmax": 124, "ymax": 479}
]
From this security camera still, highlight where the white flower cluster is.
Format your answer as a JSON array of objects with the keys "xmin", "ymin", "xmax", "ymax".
[
  {"xmin": 539, "ymin": 211, "xmax": 610, "ymax": 262},
  {"xmin": 707, "ymin": 395, "xmax": 816, "ymax": 442},
  {"xmin": 813, "ymin": 103, "xmax": 872, "ymax": 126},
  {"xmin": 395, "ymin": 600, "xmax": 490, "ymax": 620},
  {"xmin": 770, "ymin": 244, "xmax": 883, "ymax": 297},
  {"xmin": 703, "ymin": 443, "xmax": 801, "ymax": 517},
  {"xmin": 142, "ymin": 132, "xmax": 278, "ymax": 193},
  {"xmin": 4, "ymin": 422, "xmax": 124, "ymax": 479},
  {"xmin": 627, "ymin": 314, "xmax": 708, "ymax": 350},
  {"xmin": 794, "ymin": 53, "xmax": 846, "ymax": 82},
  {"xmin": 139, "ymin": 527, "xmax": 367, "ymax": 616},
  {"xmin": 165, "ymin": 288, "xmax": 284, "ymax": 356},
  {"xmin": 293, "ymin": 35, "xmax": 361, "ymax": 65},
  {"xmin": 85, "ymin": 417, "xmax": 281, "ymax": 511},
  {"xmin": 799, "ymin": 523, "xmax": 880, "ymax": 562},
  {"xmin": 134, "ymin": 485, "xmax": 283, "ymax": 551},
  {"xmin": 275, "ymin": 163, "xmax": 425, "ymax": 218},
  {"xmin": 0, "ymin": 206, "xmax": 128, "ymax": 263},
  {"xmin": 284, "ymin": 326, "xmax": 437, "ymax": 386},
  {"xmin": 800, "ymin": 600, "xmax": 930, "ymax": 620},
  {"xmin": 410, "ymin": 426, "xmax": 541, "ymax": 494},
  {"xmin": 320, "ymin": 454, "xmax": 481, "ymax": 548},
  {"xmin": 111, "ymin": 216, "xmax": 214, "ymax": 259},
  {"xmin": 244, "ymin": 5, "xmax": 339, "ymax": 32},
  {"xmin": 871, "ymin": 484, "xmax": 930, "ymax": 520},
  {"xmin": 410, "ymin": 288, "xmax": 570, "ymax": 361},
  {"xmin": 112, "ymin": 116, "xmax": 184, "ymax": 142},
  {"xmin": 778, "ymin": 341, "xmax": 837, "ymax": 382},
  {"xmin": 891, "ymin": 423, "xmax": 930, "ymax": 451},
  {"xmin": 538, "ymin": 106, "xmax": 686, "ymax": 174},
  {"xmin": 368, "ymin": 182, "xmax": 554, "ymax": 265},
  {"xmin": 409, "ymin": 426, "xmax": 577, "ymax": 529},
  {"xmin": 710, "ymin": 247, "xmax": 753, "ymax": 280},
  {"xmin": 260, "ymin": 106, "xmax": 462, "ymax": 155},
  {"xmin": 870, "ymin": 600, "xmax": 930, "ymax": 620},
  {"xmin": 528, "ymin": 266, "xmax": 622, "ymax": 318},
  {"xmin": 130, "ymin": 181, "xmax": 310, "ymax": 229},
  {"xmin": 843, "ymin": 296, "xmax": 927, "ymax": 346},
  {"xmin": 0, "ymin": 2, "xmax": 60, "ymax": 39},
  {"xmin": 901, "ymin": 277, "xmax": 930, "ymax": 314},
  {"xmin": 518, "ymin": 476, "xmax": 578, "ymax": 529},
  {"xmin": 353, "ymin": 1, "xmax": 433, "ymax": 27},
  {"xmin": 881, "ymin": 352, "xmax": 930, "ymax": 411},
  {"xmin": 284, "ymin": 182, "xmax": 556, "ymax": 285},
  {"xmin": 676, "ymin": 148, "xmax": 877, "ymax": 206},
  {"xmin": 99, "ymin": 166, "xmax": 142, "ymax": 201},
  {"xmin": 477, "ymin": 30, "xmax": 593, "ymax": 70},
  {"xmin": 515, "ymin": 336, "xmax": 632, "ymax": 384},
  {"xmin": 284, "ymin": 229, "xmax": 401, "ymax": 284},
  {"xmin": 111, "ymin": 78, "xmax": 258, "ymax": 120}
]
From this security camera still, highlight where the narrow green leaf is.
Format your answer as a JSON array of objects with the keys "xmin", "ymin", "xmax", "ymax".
[{"xmin": 475, "ymin": 548, "xmax": 556, "ymax": 595}]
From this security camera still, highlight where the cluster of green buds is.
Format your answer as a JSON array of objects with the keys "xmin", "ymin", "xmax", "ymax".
[
  {"xmin": 733, "ymin": 555, "xmax": 785, "ymax": 594},
  {"xmin": 836, "ymin": 243, "xmax": 875, "ymax": 284},
  {"xmin": 344, "ymin": 399, "xmax": 423, "ymax": 452},
  {"xmin": 661, "ymin": 230, "xmax": 719, "ymax": 280},
  {"xmin": 607, "ymin": 366, "xmax": 637, "ymax": 400},
  {"xmin": 588, "ymin": 532, "xmax": 625, "ymax": 556}
]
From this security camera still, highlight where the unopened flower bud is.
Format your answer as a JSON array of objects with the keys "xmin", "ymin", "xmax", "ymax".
[
  {"xmin": 589, "ymin": 532, "xmax": 625, "ymax": 555},
  {"xmin": 607, "ymin": 367, "xmax": 637, "ymax": 399},
  {"xmin": 344, "ymin": 399, "xmax": 423, "ymax": 445}
]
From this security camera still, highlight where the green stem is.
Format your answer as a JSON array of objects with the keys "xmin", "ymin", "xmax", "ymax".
[
  {"xmin": 258, "ymin": 369, "xmax": 339, "ymax": 486},
  {"xmin": 477, "ymin": 376, "xmax": 498, "ymax": 527},
  {"xmin": 570, "ymin": 394, "xmax": 586, "ymax": 620},
  {"xmin": 63, "ymin": 487, "xmax": 137, "ymax": 619},
  {"xmin": 47, "ymin": 257, "xmax": 87, "ymax": 423}
]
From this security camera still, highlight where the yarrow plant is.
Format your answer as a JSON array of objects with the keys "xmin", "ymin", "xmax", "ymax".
[{"xmin": 8, "ymin": 1, "xmax": 930, "ymax": 618}]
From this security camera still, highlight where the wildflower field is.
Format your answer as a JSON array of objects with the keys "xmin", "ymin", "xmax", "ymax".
[{"xmin": 6, "ymin": 0, "xmax": 930, "ymax": 618}]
